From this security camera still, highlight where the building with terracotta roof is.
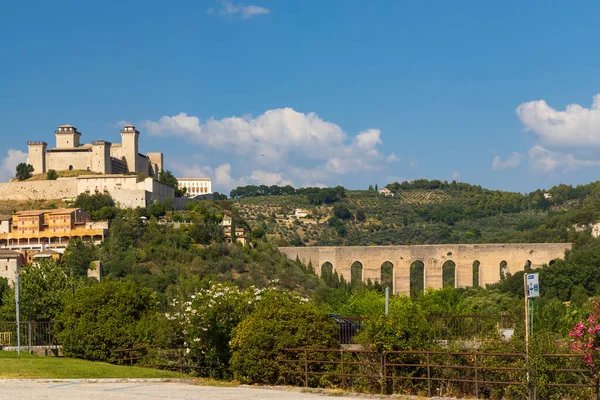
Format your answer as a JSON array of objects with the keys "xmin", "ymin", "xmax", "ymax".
[{"xmin": 0, "ymin": 208, "xmax": 108, "ymax": 251}]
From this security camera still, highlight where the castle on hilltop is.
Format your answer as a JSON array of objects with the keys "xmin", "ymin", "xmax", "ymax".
[{"xmin": 27, "ymin": 124, "xmax": 163, "ymax": 177}]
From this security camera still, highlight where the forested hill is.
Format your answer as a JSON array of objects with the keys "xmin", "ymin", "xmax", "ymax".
[{"xmin": 230, "ymin": 180, "xmax": 600, "ymax": 246}]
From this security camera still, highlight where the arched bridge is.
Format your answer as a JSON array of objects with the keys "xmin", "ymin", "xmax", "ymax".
[{"xmin": 279, "ymin": 243, "xmax": 572, "ymax": 295}]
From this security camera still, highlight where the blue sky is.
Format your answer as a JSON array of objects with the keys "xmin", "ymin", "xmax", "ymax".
[{"xmin": 2, "ymin": 1, "xmax": 600, "ymax": 194}]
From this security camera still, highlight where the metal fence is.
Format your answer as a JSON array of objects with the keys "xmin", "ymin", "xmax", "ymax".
[
  {"xmin": 280, "ymin": 348, "xmax": 597, "ymax": 399},
  {"xmin": 332, "ymin": 315, "xmax": 519, "ymax": 344},
  {"xmin": 0, "ymin": 321, "xmax": 57, "ymax": 348}
]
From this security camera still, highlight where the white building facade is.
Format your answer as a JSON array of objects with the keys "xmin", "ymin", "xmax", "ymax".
[{"xmin": 177, "ymin": 178, "xmax": 212, "ymax": 197}]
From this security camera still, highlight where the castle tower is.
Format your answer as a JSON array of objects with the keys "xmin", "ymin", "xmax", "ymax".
[
  {"xmin": 27, "ymin": 141, "xmax": 47, "ymax": 175},
  {"xmin": 91, "ymin": 140, "xmax": 112, "ymax": 174},
  {"xmin": 146, "ymin": 152, "xmax": 163, "ymax": 178},
  {"xmin": 120, "ymin": 124, "xmax": 139, "ymax": 174},
  {"xmin": 54, "ymin": 124, "xmax": 81, "ymax": 148}
]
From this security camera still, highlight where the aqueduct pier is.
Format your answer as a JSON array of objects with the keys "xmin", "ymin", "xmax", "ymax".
[{"xmin": 279, "ymin": 243, "xmax": 572, "ymax": 295}]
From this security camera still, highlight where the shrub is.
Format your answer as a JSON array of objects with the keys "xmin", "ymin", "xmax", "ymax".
[
  {"xmin": 355, "ymin": 295, "xmax": 430, "ymax": 352},
  {"xmin": 47, "ymin": 169, "xmax": 58, "ymax": 180},
  {"xmin": 230, "ymin": 291, "xmax": 338, "ymax": 384},
  {"xmin": 15, "ymin": 163, "xmax": 34, "ymax": 180},
  {"xmin": 57, "ymin": 280, "xmax": 164, "ymax": 361},
  {"xmin": 168, "ymin": 283, "xmax": 261, "ymax": 377}
]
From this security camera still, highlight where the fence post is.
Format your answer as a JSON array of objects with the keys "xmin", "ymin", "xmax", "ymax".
[
  {"xmin": 426, "ymin": 352, "xmax": 431, "ymax": 398},
  {"xmin": 341, "ymin": 350, "xmax": 345, "ymax": 389},
  {"xmin": 380, "ymin": 353, "xmax": 384, "ymax": 394},
  {"xmin": 304, "ymin": 349, "xmax": 308, "ymax": 388},
  {"xmin": 27, "ymin": 320, "xmax": 32, "ymax": 353},
  {"xmin": 474, "ymin": 353, "xmax": 479, "ymax": 399},
  {"xmin": 129, "ymin": 348, "xmax": 133, "ymax": 366}
]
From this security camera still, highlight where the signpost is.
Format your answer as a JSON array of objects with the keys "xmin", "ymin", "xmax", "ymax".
[{"xmin": 524, "ymin": 272, "xmax": 539, "ymax": 400}]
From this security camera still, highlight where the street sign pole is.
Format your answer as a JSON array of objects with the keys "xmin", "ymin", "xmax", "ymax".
[{"xmin": 524, "ymin": 272, "xmax": 540, "ymax": 400}]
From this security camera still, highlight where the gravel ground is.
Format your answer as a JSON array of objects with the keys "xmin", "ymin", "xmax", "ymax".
[{"xmin": 0, "ymin": 380, "xmax": 388, "ymax": 400}]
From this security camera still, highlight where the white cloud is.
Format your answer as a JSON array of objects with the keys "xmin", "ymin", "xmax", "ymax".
[
  {"xmin": 145, "ymin": 107, "xmax": 397, "ymax": 192},
  {"xmin": 214, "ymin": 1, "xmax": 270, "ymax": 19},
  {"xmin": 0, "ymin": 149, "xmax": 27, "ymax": 182},
  {"xmin": 492, "ymin": 152, "xmax": 522, "ymax": 171},
  {"xmin": 528, "ymin": 145, "xmax": 600, "ymax": 172},
  {"xmin": 451, "ymin": 171, "xmax": 461, "ymax": 180},
  {"xmin": 516, "ymin": 94, "xmax": 600, "ymax": 147}
]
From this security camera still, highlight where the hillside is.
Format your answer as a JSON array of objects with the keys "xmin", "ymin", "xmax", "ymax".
[{"xmin": 230, "ymin": 180, "xmax": 600, "ymax": 246}]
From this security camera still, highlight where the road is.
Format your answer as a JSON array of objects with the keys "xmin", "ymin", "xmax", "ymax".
[{"xmin": 0, "ymin": 380, "xmax": 376, "ymax": 400}]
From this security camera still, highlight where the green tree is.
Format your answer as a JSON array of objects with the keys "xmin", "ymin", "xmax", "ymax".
[
  {"xmin": 230, "ymin": 291, "xmax": 338, "ymax": 384},
  {"xmin": 15, "ymin": 163, "xmax": 34, "ymax": 180},
  {"xmin": 57, "ymin": 280, "xmax": 164, "ymax": 361},
  {"xmin": 355, "ymin": 295, "xmax": 430, "ymax": 353},
  {"xmin": 62, "ymin": 239, "xmax": 97, "ymax": 278},
  {"xmin": 74, "ymin": 193, "xmax": 115, "ymax": 217},
  {"xmin": 0, "ymin": 259, "xmax": 73, "ymax": 321},
  {"xmin": 47, "ymin": 169, "xmax": 58, "ymax": 180},
  {"xmin": 158, "ymin": 169, "xmax": 185, "ymax": 197}
]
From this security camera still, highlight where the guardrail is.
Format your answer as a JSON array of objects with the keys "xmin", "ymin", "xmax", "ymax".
[
  {"xmin": 280, "ymin": 348, "xmax": 596, "ymax": 398},
  {"xmin": 0, "ymin": 321, "xmax": 57, "ymax": 348}
]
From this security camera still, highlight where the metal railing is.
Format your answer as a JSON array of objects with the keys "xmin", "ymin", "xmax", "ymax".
[
  {"xmin": 0, "ymin": 320, "xmax": 57, "ymax": 348},
  {"xmin": 332, "ymin": 315, "xmax": 518, "ymax": 344},
  {"xmin": 280, "ymin": 348, "xmax": 597, "ymax": 398}
]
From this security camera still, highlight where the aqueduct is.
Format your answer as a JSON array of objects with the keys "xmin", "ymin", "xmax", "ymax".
[{"xmin": 279, "ymin": 243, "xmax": 572, "ymax": 295}]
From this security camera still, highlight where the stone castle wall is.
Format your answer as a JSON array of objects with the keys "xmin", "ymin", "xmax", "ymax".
[
  {"xmin": 0, "ymin": 179, "xmax": 77, "ymax": 200},
  {"xmin": 279, "ymin": 243, "xmax": 572, "ymax": 295},
  {"xmin": 0, "ymin": 175, "xmax": 176, "ymax": 208}
]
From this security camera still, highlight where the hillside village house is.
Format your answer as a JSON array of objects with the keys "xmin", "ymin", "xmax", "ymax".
[
  {"xmin": 379, "ymin": 187, "xmax": 393, "ymax": 196},
  {"xmin": 294, "ymin": 209, "xmax": 309, "ymax": 218}
]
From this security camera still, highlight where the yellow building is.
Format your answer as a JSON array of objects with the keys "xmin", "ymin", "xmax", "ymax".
[{"xmin": 0, "ymin": 208, "xmax": 108, "ymax": 251}]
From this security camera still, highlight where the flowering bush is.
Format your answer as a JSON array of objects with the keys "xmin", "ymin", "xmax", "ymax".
[
  {"xmin": 570, "ymin": 300, "xmax": 600, "ymax": 369},
  {"xmin": 570, "ymin": 298, "xmax": 600, "ymax": 395},
  {"xmin": 168, "ymin": 282, "xmax": 271, "ymax": 377}
]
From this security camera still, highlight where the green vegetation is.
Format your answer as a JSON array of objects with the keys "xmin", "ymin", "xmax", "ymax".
[
  {"xmin": 230, "ymin": 184, "xmax": 346, "ymax": 205},
  {"xmin": 230, "ymin": 179, "xmax": 600, "ymax": 246},
  {"xmin": 230, "ymin": 290, "xmax": 338, "ymax": 384},
  {"xmin": 15, "ymin": 163, "xmax": 34, "ymax": 180},
  {"xmin": 0, "ymin": 351, "xmax": 186, "ymax": 379},
  {"xmin": 57, "ymin": 280, "xmax": 165, "ymax": 362},
  {"xmin": 46, "ymin": 169, "xmax": 58, "ymax": 180},
  {"xmin": 5, "ymin": 178, "xmax": 600, "ymax": 393}
]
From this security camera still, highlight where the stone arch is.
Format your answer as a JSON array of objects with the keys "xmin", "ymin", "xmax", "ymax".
[
  {"xmin": 442, "ymin": 260, "xmax": 456, "ymax": 288},
  {"xmin": 380, "ymin": 261, "xmax": 394, "ymax": 291},
  {"xmin": 410, "ymin": 260, "xmax": 425, "ymax": 297},
  {"xmin": 351, "ymin": 261, "xmax": 363, "ymax": 286},
  {"xmin": 524, "ymin": 260, "xmax": 532, "ymax": 271},
  {"xmin": 472, "ymin": 260, "xmax": 480, "ymax": 287},
  {"xmin": 549, "ymin": 259, "xmax": 556, "ymax": 266},
  {"xmin": 500, "ymin": 260, "xmax": 508, "ymax": 280},
  {"xmin": 68, "ymin": 165, "xmax": 73, "ymax": 171},
  {"xmin": 320, "ymin": 262, "xmax": 333, "ymax": 282}
]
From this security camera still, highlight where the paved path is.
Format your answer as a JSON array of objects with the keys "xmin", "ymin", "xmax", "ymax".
[{"xmin": 0, "ymin": 380, "xmax": 376, "ymax": 400}]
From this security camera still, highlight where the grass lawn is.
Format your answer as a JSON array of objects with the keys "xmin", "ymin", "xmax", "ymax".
[{"xmin": 0, "ymin": 351, "xmax": 189, "ymax": 379}]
